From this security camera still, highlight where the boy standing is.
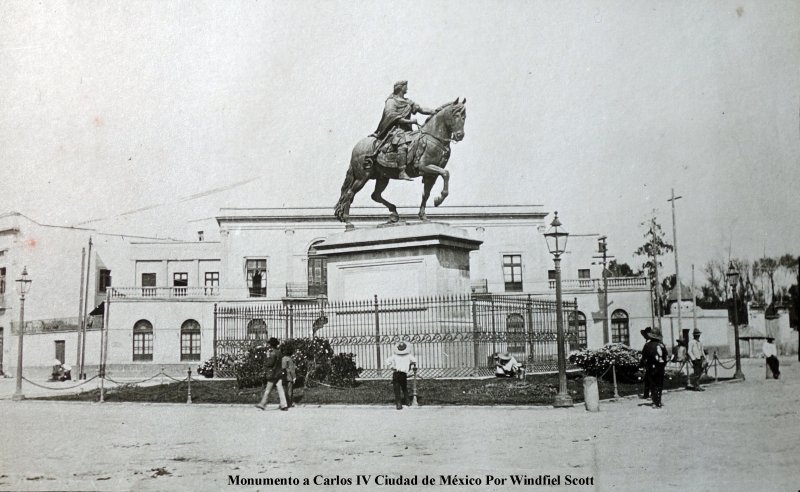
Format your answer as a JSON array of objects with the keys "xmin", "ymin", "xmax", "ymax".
[
  {"xmin": 385, "ymin": 341, "xmax": 417, "ymax": 410},
  {"xmin": 256, "ymin": 337, "xmax": 288, "ymax": 411},
  {"xmin": 282, "ymin": 346, "xmax": 297, "ymax": 407}
]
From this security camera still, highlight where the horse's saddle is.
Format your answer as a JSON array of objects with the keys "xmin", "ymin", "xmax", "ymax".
[{"xmin": 368, "ymin": 130, "xmax": 425, "ymax": 172}]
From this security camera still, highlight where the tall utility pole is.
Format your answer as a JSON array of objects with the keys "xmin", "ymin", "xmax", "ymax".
[
  {"xmin": 649, "ymin": 214, "xmax": 663, "ymax": 333},
  {"xmin": 593, "ymin": 236, "xmax": 614, "ymax": 344},
  {"xmin": 668, "ymin": 189, "xmax": 683, "ymax": 341}
]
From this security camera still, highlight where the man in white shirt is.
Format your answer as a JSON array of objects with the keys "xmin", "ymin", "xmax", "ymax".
[
  {"xmin": 688, "ymin": 328, "xmax": 706, "ymax": 391},
  {"xmin": 386, "ymin": 342, "xmax": 417, "ymax": 409},
  {"xmin": 762, "ymin": 337, "xmax": 780, "ymax": 379},
  {"xmin": 495, "ymin": 352, "xmax": 521, "ymax": 378}
]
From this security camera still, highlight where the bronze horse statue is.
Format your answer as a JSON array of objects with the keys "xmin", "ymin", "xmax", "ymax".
[{"xmin": 334, "ymin": 98, "xmax": 466, "ymax": 226}]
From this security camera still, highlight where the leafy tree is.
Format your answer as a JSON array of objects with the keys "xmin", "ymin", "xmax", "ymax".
[
  {"xmin": 633, "ymin": 219, "xmax": 674, "ymax": 316},
  {"xmin": 608, "ymin": 260, "xmax": 636, "ymax": 277}
]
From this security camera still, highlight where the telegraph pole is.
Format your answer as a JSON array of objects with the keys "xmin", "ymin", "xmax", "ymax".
[
  {"xmin": 668, "ymin": 189, "xmax": 683, "ymax": 340},
  {"xmin": 593, "ymin": 236, "xmax": 614, "ymax": 344}
]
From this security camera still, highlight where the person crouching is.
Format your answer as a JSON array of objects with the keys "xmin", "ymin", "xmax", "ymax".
[
  {"xmin": 495, "ymin": 352, "xmax": 521, "ymax": 378},
  {"xmin": 386, "ymin": 342, "xmax": 417, "ymax": 410}
]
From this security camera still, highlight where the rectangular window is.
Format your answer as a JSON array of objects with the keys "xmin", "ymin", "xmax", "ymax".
[
  {"xmin": 578, "ymin": 268, "xmax": 591, "ymax": 288},
  {"xmin": 204, "ymin": 272, "xmax": 219, "ymax": 295},
  {"xmin": 173, "ymin": 272, "xmax": 188, "ymax": 297},
  {"xmin": 246, "ymin": 259, "xmax": 267, "ymax": 297},
  {"xmin": 0, "ymin": 267, "xmax": 5, "ymax": 295},
  {"xmin": 98, "ymin": 269, "xmax": 111, "ymax": 293},
  {"xmin": 132, "ymin": 333, "xmax": 153, "ymax": 360},
  {"xmin": 502, "ymin": 254, "xmax": 523, "ymax": 292},
  {"xmin": 308, "ymin": 257, "xmax": 327, "ymax": 297},
  {"xmin": 181, "ymin": 332, "xmax": 201, "ymax": 361},
  {"xmin": 141, "ymin": 273, "xmax": 157, "ymax": 297}
]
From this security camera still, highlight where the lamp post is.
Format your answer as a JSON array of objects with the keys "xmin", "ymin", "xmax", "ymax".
[
  {"xmin": 544, "ymin": 212, "xmax": 573, "ymax": 407},
  {"xmin": 726, "ymin": 262, "xmax": 745, "ymax": 380},
  {"xmin": 12, "ymin": 267, "xmax": 32, "ymax": 401}
]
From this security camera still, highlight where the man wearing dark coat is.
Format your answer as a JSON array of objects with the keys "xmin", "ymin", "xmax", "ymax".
[
  {"xmin": 641, "ymin": 328, "xmax": 668, "ymax": 408},
  {"xmin": 639, "ymin": 327, "xmax": 652, "ymax": 399},
  {"xmin": 372, "ymin": 80, "xmax": 434, "ymax": 180}
]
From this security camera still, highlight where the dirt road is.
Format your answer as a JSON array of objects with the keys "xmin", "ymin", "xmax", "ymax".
[{"xmin": 1, "ymin": 358, "xmax": 797, "ymax": 491}]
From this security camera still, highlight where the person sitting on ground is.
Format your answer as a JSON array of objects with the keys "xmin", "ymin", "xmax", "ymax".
[
  {"xmin": 51, "ymin": 359, "xmax": 63, "ymax": 381},
  {"xmin": 59, "ymin": 364, "xmax": 72, "ymax": 381},
  {"xmin": 762, "ymin": 337, "xmax": 780, "ymax": 379},
  {"xmin": 495, "ymin": 352, "xmax": 521, "ymax": 378}
]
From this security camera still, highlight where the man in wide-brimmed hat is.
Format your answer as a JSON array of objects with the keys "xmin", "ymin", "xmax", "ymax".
[
  {"xmin": 494, "ymin": 351, "xmax": 521, "ymax": 378},
  {"xmin": 688, "ymin": 328, "xmax": 706, "ymax": 391},
  {"xmin": 641, "ymin": 328, "xmax": 668, "ymax": 408},
  {"xmin": 385, "ymin": 341, "xmax": 417, "ymax": 409},
  {"xmin": 639, "ymin": 327, "xmax": 653, "ymax": 399}
]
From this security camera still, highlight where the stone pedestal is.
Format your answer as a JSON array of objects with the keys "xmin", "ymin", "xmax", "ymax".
[{"xmin": 315, "ymin": 222, "xmax": 482, "ymax": 301}]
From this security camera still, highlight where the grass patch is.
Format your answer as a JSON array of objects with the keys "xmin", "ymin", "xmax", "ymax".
[{"xmin": 37, "ymin": 371, "xmax": 727, "ymax": 406}]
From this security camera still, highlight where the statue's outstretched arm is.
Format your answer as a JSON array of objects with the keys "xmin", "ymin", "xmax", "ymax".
[{"xmin": 418, "ymin": 106, "xmax": 435, "ymax": 115}]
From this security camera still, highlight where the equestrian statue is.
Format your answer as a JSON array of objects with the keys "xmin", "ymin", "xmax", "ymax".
[{"xmin": 334, "ymin": 80, "xmax": 466, "ymax": 227}]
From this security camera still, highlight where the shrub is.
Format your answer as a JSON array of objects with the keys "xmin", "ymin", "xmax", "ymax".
[
  {"xmin": 232, "ymin": 337, "xmax": 344, "ymax": 389},
  {"xmin": 196, "ymin": 353, "xmax": 238, "ymax": 379},
  {"xmin": 327, "ymin": 353, "xmax": 363, "ymax": 387},
  {"xmin": 568, "ymin": 343, "xmax": 642, "ymax": 383},
  {"xmin": 235, "ymin": 343, "xmax": 270, "ymax": 389}
]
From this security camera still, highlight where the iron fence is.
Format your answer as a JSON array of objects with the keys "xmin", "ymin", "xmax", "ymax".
[{"xmin": 214, "ymin": 293, "xmax": 578, "ymax": 378}]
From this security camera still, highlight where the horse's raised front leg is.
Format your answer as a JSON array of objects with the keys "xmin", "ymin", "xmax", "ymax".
[
  {"xmin": 418, "ymin": 163, "xmax": 449, "ymax": 207},
  {"xmin": 419, "ymin": 175, "xmax": 437, "ymax": 221},
  {"xmin": 371, "ymin": 176, "xmax": 400, "ymax": 223}
]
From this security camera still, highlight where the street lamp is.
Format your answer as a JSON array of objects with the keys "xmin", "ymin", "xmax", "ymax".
[
  {"xmin": 12, "ymin": 266, "xmax": 32, "ymax": 401},
  {"xmin": 726, "ymin": 262, "xmax": 745, "ymax": 380},
  {"xmin": 544, "ymin": 212, "xmax": 573, "ymax": 407}
]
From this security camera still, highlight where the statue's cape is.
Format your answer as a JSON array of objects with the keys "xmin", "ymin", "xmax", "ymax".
[{"xmin": 374, "ymin": 96, "xmax": 418, "ymax": 139}]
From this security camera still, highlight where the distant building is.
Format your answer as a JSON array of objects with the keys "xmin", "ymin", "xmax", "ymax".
[{"xmin": 2, "ymin": 206, "xmax": 655, "ymax": 376}]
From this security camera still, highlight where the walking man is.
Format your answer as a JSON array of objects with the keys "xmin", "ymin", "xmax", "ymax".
[
  {"xmin": 385, "ymin": 341, "xmax": 417, "ymax": 410},
  {"xmin": 641, "ymin": 328, "xmax": 668, "ymax": 408},
  {"xmin": 639, "ymin": 327, "xmax": 652, "ymax": 399},
  {"xmin": 688, "ymin": 328, "xmax": 706, "ymax": 391},
  {"xmin": 256, "ymin": 337, "xmax": 289, "ymax": 411}
]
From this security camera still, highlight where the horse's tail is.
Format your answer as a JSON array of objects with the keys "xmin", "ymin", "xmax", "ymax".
[{"xmin": 334, "ymin": 165, "xmax": 356, "ymax": 222}]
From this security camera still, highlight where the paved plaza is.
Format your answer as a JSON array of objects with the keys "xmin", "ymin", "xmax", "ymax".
[{"xmin": 0, "ymin": 358, "xmax": 797, "ymax": 491}]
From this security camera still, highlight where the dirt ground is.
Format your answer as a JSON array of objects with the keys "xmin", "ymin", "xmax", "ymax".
[{"xmin": 1, "ymin": 358, "xmax": 797, "ymax": 491}]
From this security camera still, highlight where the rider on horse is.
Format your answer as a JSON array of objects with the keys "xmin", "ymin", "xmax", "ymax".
[{"xmin": 371, "ymin": 80, "xmax": 434, "ymax": 180}]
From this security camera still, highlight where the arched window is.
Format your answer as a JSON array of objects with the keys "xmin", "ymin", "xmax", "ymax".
[
  {"xmin": 247, "ymin": 319, "xmax": 267, "ymax": 340},
  {"xmin": 133, "ymin": 320, "xmax": 153, "ymax": 361},
  {"xmin": 567, "ymin": 311, "xmax": 587, "ymax": 350},
  {"xmin": 506, "ymin": 313, "xmax": 525, "ymax": 353},
  {"xmin": 180, "ymin": 319, "xmax": 201, "ymax": 361},
  {"xmin": 307, "ymin": 241, "xmax": 327, "ymax": 297},
  {"xmin": 611, "ymin": 309, "xmax": 630, "ymax": 346}
]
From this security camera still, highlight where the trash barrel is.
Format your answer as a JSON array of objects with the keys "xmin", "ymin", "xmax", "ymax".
[{"xmin": 583, "ymin": 376, "xmax": 599, "ymax": 412}]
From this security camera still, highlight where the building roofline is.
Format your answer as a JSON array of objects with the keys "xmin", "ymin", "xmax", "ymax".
[{"xmin": 216, "ymin": 204, "xmax": 548, "ymax": 224}]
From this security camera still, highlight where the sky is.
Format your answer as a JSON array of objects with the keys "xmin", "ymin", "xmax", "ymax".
[{"xmin": 1, "ymin": 0, "xmax": 799, "ymax": 280}]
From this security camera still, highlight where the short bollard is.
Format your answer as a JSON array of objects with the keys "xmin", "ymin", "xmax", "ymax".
[
  {"xmin": 411, "ymin": 370, "xmax": 419, "ymax": 407},
  {"xmin": 187, "ymin": 368, "xmax": 193, "ymax": 404},
  {"xmin": 583, "ymin": 376, "xmax": 599, "ymax": 412}
]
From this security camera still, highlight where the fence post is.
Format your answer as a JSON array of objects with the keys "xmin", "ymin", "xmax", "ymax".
[
  {"xmin": 611, "ymin": 363, "xmax": 620, "ymax": 399},
  {"xmin": 187, "ymin": 367, "xmax": 192, "ymax": 404},
  {"xmin": 374, "ymin": 295, "xmax": 382, "ymax": 377},
  {"xmin": 713, "ymin": 352, "xmax": 718, "ymax": 382},
  {"xmin": 212, "ymin": 303, "xmax": 218, "ymax": 379},
  {"xmin": 490, "ymin": 297, "xmax": 497, "ymax": 356},
  {"xmin": 525, "ymin": 295, "xmax": 533, "ymax": 367},
  {"xmin": 289, "ymin": 304, "xmax": 294, "ymax": 339},
  {"xmin": 472, "ymin": 295, "xmax": 480, "ymax": 371}
]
